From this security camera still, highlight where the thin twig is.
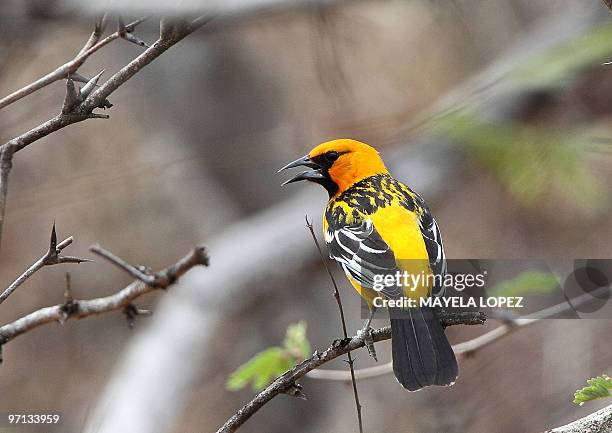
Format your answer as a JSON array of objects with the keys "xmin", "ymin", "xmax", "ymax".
[
  {"xmin": 90, "ymin": 243, "xmax": 209, "ymax": 288},
  {"xmin": 0, "ymin": 245, "xmax": 209, "ymax": 349},
  {"xmin": 305, "ymin": 215, "xmax": 363, "ymax": 433},
  {"xmin": 89, "ymin": 244, "xmax": 155, "ymax": 283},
  {"xmin": 0, "ymin": 224, "xmax": 89, "ymax": 305},
  {"xmin": 214, "ymin": 310, "xmax": 485, "ymax": 433},
  {"xmin": 306, "ymin": 287, "xmax": 610, "ymax": 381}
]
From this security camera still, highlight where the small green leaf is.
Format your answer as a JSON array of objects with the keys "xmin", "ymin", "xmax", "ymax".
[
  {"xmin": 226, "ymin": 322, "xmax": 312, "ymax": 392},
  {"xmin": 573, "ymin": 375, "xmax": 612, "ymax": 405},
  {"xmin": 226, "ymin": 347, "xmax": 292, "ymax": 391},
  {"xmin": 488, "ymin": 271, "xmax": 559, "ymax": 297},
  {"xmin": 284, "ymin": 321, "xmax": 311, "ymax": 359}
]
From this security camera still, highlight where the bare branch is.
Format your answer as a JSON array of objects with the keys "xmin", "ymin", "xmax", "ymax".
[
  {"xmin": 0, "ymin": 224, "xmax": 89, "ymax": 306},
  {"xmin": 602, "ymin": 0, "xmax": 612, "ymax": 12},
  {"xmin": 0, "ymin": 245, "xmax": 209, "ymax": 350},
  {"xmin": 0, "ymin": 17, "xmax": 146, "ymax": 110},
  {"xmin": 215, "ymin": 310, "xmax": 484, "ymax": 433}
]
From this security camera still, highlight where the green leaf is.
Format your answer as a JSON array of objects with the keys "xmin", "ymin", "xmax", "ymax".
[
  {"xmin": 284, "ymin": 321, "xmax": 311, "ymax": 359},
  {"xmin": 573, "ymin": 375, "xmax": 612, "ymax": 405},
  {"xmin": 488, "ymin": 271, "xmax": 559, "ymax": 297},
  {"xmin": 226, "ymin": 322, "xmax": 311, "ymax": 392},
  {"xmin": 226, "ymin": 347, "xmax": 292, "ymax": 392}
]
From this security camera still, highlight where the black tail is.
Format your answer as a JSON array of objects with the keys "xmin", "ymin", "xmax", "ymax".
[{"xmin": 389, "ymin": 306, "xmax": 458, "ymax": 391}]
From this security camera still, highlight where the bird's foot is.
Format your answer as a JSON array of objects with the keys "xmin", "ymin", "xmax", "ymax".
[{"xmin": 357, "ymin": 325, "xmax": 377, "ymax": 361}]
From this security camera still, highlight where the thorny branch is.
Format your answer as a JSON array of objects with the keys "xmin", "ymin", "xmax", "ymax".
[
  {"xmin": 0, "ymin": 16, "xmax": 209, "ymax": 251},
  {"xmin": 0, "ymin": 245, "xmax": 209, "ymax": 360},
  {"xmin": 215, "ymin": 311, "xmax": 486, "ymax": 433},
  {"xmin": 0, "ymin": 224, "xmax": 89, "ymax": 305},
  {"xmin": 0, "ymin": 16, "xmax": 145, "ymax": 110}
]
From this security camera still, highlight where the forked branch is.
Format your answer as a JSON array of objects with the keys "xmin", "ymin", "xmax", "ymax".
[{"xmin": 0, "ymin": 245, "xmax": 209, "ymax": 359}]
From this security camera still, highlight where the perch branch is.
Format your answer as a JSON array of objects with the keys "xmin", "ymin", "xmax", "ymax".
[
  {"xmin": 306, "ymin": 287, "xmax": 609, "ymax": 381},
  {"xmin": 0, "ymin": 224, "xmax": 89, "ymax": 305},
  {"xmin": 215, "ymin": 310, "xmax": 485, "ymax": 433},
  {"xmin": 0, "ymin": 245, "xmax": 208, "ymax": 350}
]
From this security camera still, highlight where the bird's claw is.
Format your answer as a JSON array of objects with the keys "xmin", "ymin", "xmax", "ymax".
[{"xmin": 357, "ymin": 326, "xmax": 377, "ymax": 361}]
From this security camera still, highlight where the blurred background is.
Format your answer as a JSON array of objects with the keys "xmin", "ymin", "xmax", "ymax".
[{"xmin": 0, "ymin": 1, "xmax": 612, "ymax": 432}]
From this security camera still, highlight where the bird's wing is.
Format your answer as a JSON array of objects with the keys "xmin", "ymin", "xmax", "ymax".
[
  {"xmin": 325, "ymin": 219, "xmax": 404, "ymax": 300},
  {"xmin": 418, "ymin": 210, "xmax": 447, "ymax": 296}
]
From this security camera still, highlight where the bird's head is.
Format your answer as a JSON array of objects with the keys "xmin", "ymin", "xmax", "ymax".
[{"xmin": 279, "ymin": 139, "xmax": 388, "ymax": 197}]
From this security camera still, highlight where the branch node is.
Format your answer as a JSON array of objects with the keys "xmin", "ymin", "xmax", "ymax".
[
  {"xmin": 123, "ymin": 303, "xmax": 152, "ymax": 329},
  {"xmin": 283, "ymin": 383, "xmax": 307, "ymax": 400}
]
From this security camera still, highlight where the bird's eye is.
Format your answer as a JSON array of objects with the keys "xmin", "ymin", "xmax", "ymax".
[{"xmin": 326, "ymin": 151, "xmax": 339, "ymax": 162}]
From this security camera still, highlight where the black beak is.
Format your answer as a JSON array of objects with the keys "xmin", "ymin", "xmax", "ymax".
[
  {"xmin": 277, "ymin": 155, "xmax": 320, "ymax": 172},
  {"xmin": 278, "ymin": 154, "xmax": 326, "ymax": 186},
  {"xmin": 280, "ymin": 170, "xmax": 327, "ymax": 186}
]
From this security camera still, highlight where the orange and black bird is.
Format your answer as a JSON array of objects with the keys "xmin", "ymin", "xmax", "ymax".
[{"xmin": 279, "ymin": 139, "xmax": 458, "ymax": 391}]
